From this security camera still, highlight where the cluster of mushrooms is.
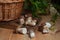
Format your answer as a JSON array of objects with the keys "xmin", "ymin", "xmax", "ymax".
[
  {"xmin": 16, "ymin": 14, "xmax": 52, "ymax": 38},
  {"xmin": 16, "ymin": 14, "xmax": 37, "ymax": 38},
  {"xmin": 43, "ymin": 22, "xmax": 52, "ymax": 33}
]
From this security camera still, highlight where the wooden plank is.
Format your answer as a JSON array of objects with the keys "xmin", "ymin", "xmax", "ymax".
[
  {"xmin": 11, "ymin": 34, "xmax": 31, "ymax": 40},
  {"xmin": 0, "ymin": 28, "xmax": 12, "ymax": 40}
]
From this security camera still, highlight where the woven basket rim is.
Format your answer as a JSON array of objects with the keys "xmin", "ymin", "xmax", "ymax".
[{"xmin": 0, "ymin": 0, "xmax": 24, "ymax": 3}]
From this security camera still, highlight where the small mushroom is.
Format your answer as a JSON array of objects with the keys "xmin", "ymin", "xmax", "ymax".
[
  {"xmin": 16, "ymin": 27, "xmax": 27, "ymax": 35},
  {"xmin": 25, "ymin": 17, "xmax": 32, "ymax": 25},
  {"xmin": 16, "ymin": 25, "xmax": 22, "ymax": 33},
  {"xmin": 43, "ymin": 22, "xmax": 52, "ymax": 33},
  {"xmin": 25, "ymin": 17, "xmax": 37, "ymax": 26},
  {"xmin": 31, "ymin": 20, "xmax": 37, "ymax": 26},
  {"xmin": 43, "ymin": 29, "xmax": 49, "ymax": 34},
  {"xmin": 45, "ymin": 22, "xmax": 52, "ymax": 28},
  {"xmin": 29, "ymin": 30, "xmax": 35, "ymax": 38},
  {"xmin": 43, "ymin": 26, "xmax": 50, "ymax": 33},
  {"xmin": 20, "ymin": 16, "xmax": 25, "ymax": 25}
]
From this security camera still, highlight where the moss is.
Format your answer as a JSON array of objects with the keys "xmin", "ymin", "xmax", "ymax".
[{"xmin": 50, "ymin": 26, "xmax": 56, "ymax": 31}]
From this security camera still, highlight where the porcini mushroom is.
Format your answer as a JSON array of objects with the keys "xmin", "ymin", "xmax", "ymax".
[
  {"xmin": 25, "ymin": 17, "xmax": 32, "ymax": 25},
  {"xmin": 31, "ymin": 20, "xmax": 37, "ymax": 26},
  {"xmin": 20, "ymin": 16, "xmax": 25, "ymax": 25},
  {"xmin": 43, "ymin": 26, "xmax": 50, "ymax": 33},
  {"xmin": 43, "ymin": 22, "xmax": 52, "ymax": 33},
  {"xmin": 16, "ymin": 27, "xmax": 27, "ymax": 35},
  {"xmin": 29, "ymin": 30, "xmax": 35, "ymax": 38},
  {"xmin": 45, "ymin": 22, "xmax": 52, "ymax": 28}
]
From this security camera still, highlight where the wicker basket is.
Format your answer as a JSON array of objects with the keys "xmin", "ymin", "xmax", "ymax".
[{"xmin": 0, "ymin": 0, "xmax": 24, "ymax": 21}]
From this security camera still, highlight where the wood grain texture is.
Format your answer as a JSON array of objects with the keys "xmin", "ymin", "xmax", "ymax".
[
  {"xmin": 0, "ymin": 16, "xmax": 60, "ymax": 40},
  {"xmin": 0, "ymin": 28, "xmax": 12, "ymax": 40}
]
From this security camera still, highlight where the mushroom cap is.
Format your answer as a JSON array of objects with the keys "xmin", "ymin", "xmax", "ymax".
[
  {"xmin": 43, "ymin": 29, "xmax": 49, "ymax": 33},
  {"xmin": 45, "ymin": 22, "xmax": 52, "ymax": 28},
  {"xmin": 31, "ymin": 20, "xmax": 37, "ymax": 26},
  {"xmin": 20, "ymin": 18, "xmax": 25, "ymax": 24},
  {"xmin": 21, "ymin": 28, "xmax": 27, "ymax": 34},
  {"xmin": 28, "ymin": 17, "xmax": 32, "ymax": 20},
  {"xmin": 30, "ymin": 30, "xmax": 35, "ymax": 38},
  {"xmin": 17, "ymin": 28, "xmax": 27, "ymax": 34}
]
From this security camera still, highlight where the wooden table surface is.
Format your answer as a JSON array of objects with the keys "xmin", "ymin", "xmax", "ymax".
[{"xmin": 0, "ymin": 15, "xmax": 60, "ymax": 40}]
